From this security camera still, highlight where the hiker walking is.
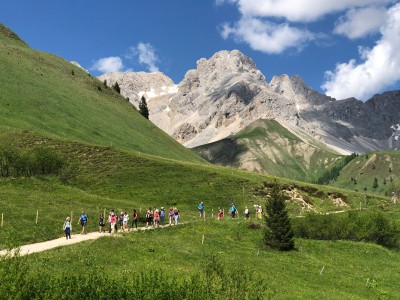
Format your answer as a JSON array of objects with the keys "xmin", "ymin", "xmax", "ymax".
[
  {"xmin": 173, "ymin": 207, "xmax": 180, "ymax": 225},
  {"xmin": 131, "ymin": 209, "xmax": 138, "ymax": 230},
  {"xmin": 63, "ymin": 217, "xmax": 72, "ymax": 240},
  {"xmin": 146, "ymin": 207, "xmax": 153, "ymax": 228},
  {"xmin": 78, "ymin": 210, "xmax": 88, "ymax": 234},
  {"xmin": 198, "ymin": 201, "xmax": 205, "ymax": 218},
  {"xmin": 160, "ymin": 207, "xmax": 165, "ymax": 224},
  {"xmin": 119, "ymin": 212, "xmax": 124, "ymax": 232},
  {"xmin": 123, "ymin": 212, "xmax": 129, "ymax": 231},
  {"xmin": 99, "ymin": 213, "xmax": 105, "ymax": 233},
  {"xmin": 168, "ymin": 207, "xmax": 174, "ymax": 225},
  {"xmin": 217, "ymin": 207, "xmax": 223, "ymax": 220},
  {"xmin": 154, "ymin": 209, "xmax": 160, "ymax": 227},
  {"xmin": 109, "ymin": 211, "xmax": 117, "ymax": 234},
  {"xmin": 229, "ymin": 203, "xmax": 237, "ymax": 219}
]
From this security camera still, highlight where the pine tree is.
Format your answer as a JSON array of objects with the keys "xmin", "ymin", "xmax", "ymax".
[
  {"xmin": 139, "ymin": 96, "xmax": 149, "ymax": 119},
  {"xmin": 113, "ymin": 82, "xmax": 121, "ymax": 94},
  {"xmin": 264, "ymin": 184, "xmax": 295, "ymax": 251},
  {"xmin": 373, "ymin": 177, "xmax": 378, "ymax": 189}
]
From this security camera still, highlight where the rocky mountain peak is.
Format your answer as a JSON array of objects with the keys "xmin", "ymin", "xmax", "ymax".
[
  {"xmin": 202, "ymin": 50, "xmax": 260, "ymax": 74},
  {"xmin": 177, "ymin": 50, "xmax": 266, "ymax": 101}
]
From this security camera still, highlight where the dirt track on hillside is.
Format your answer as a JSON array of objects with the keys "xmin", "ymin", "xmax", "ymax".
[{"xmin": 0, "ymin": 224, "xmax": 178, "ymax": 257}]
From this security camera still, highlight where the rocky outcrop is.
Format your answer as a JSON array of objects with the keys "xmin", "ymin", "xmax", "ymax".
[{"xmin": 98, "ymin": 72, "xmax": 176, "ymax": 107}]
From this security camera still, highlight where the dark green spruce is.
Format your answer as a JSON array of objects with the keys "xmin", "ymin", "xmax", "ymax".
[
  {"xmin": 264, "ymin": 184, "xmax": 295, "ymax": 251},
  {"xmin": 139, "ymin": 96, "xmax": 149, "ymax": 119},
  {"xmin": 112, "ymin": 81, "xmax": 121, "ymax": 94}
]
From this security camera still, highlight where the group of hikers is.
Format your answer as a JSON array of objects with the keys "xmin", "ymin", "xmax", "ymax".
[
  {"xmin": 199, "ymin": 202, "xmax": 263, "ymax": 220},
  {"xmin": 62, "ymin": 202, "xmax": 264, "ymax": 240},
  {"xmin": 62, "ymin": 207, "xmax": 181, "ymax": 239}
]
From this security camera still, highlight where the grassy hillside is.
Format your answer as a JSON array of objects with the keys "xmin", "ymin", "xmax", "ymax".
[
  {"xmin": 11, "ymin": 220, "xmax": 400, "ymax": 299},
  {"xmin": 0, "ymin": 23, "xmax": 203, "ymax": 163},
  {"xmin": 331, "ymin": 151, "xmax": 400, "ymax": 197},
  {"xmin": 194, "ymin": 119, "xmax": 342, "ymax": 182}
]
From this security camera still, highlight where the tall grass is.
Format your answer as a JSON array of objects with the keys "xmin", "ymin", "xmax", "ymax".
[{"xmin": 0, "ymin": 251, "xmax": 267, "ymax": 300}]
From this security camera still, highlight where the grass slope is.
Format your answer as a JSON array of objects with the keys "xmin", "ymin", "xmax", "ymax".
[
  {"xmin": 194, "ymin": 119, "xmax": 341, "ymax": 182},
  {"xmin": 0, "ymin": 23, "xmax": 203, "ymax": 163},
  {"xmin": 332, "ymin": 151, "xmax": 400, "ymax": 197},
  {"xmin": 21, "ymin": 220, "xmax": 400, "ymax": 299}
]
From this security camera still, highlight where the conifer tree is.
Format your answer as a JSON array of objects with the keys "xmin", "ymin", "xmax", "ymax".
[
  {"xmin": 139, "ymin": 96, "xmax": 149, "ymax": 119},
  {"xmin": 264, "ymin": 184, "xmax": 295, "ymax": 251},
  {"xmin": 113, "ymin": 82, "xmax": 121, "ymax": 94}
]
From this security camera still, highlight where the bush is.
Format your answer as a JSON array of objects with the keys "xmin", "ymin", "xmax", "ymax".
[
  {"xmin": 0, "ymin": 145, "xmax": 64, "ymax": 178},
  {"xmin": 292, "ymin": 211, "xmax": 399, "ymax": 249}
]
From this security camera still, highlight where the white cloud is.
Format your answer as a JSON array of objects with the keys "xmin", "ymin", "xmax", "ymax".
[
  {"xmin": 219, "ymin": 0, "xmax": 392, "ymax": 22},
  {"xmin": 220, "ymin": 17, "xmax": 314, "ymax": 54},
  {"xmin": 322, "ymin": 3, "xmax": 400, "ymax": 100},
  {"xmin": 334, "ymin": 6, "xmax": 387, "ymax": 39},
  {"xmin": 91, "ymin": 56, "xmax": 124, "ymax": 73},
  {"xmin": 128, "ymin": 42, "xmax": 159, "ymax": 72},
  {"xmin": 217, "ymin": 0, "xmax": 392, "ymax": 54}
]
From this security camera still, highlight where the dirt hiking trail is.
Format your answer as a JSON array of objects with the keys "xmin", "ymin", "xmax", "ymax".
[{"xmin": 0, "ymin": 223, "xmax": 179, "ymax": 257}]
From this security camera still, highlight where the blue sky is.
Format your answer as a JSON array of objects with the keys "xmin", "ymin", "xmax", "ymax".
[{"xmin": 1, "ymin": 0, "xmax": 399, "ymax": 100}]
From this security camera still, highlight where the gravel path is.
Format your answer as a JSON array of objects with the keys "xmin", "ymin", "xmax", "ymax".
[{"xmin": 0, "ymin": 223, "xmax": 179, "ymax": 257}]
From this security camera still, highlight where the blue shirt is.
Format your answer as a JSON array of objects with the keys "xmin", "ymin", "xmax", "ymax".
[{"xmin": 80, "ymin": 214, "xmax": 88, "ymax": 223}]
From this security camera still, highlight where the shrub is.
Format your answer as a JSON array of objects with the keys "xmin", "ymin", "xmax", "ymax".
[
  {"xmin": 292, "ymin": 211, "xmax": 399, "ymax": 249},
  {"xmin": 0, "ymin": 145, "xmax": 65, "ymax": 178}
]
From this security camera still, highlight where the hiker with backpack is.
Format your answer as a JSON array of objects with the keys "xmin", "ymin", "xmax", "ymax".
[{"xmin": 78, "ymin": 210, "xmax": 88, "ymax": 234}]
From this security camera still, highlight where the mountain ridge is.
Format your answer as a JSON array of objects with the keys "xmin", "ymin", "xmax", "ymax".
[{"xmin": 99, "ymin": 49, "xmax": 400, "ymax": 155}]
